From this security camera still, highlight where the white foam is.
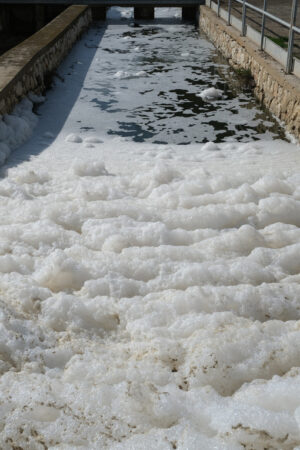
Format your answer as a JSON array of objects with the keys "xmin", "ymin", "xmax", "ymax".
[
  {"xmin": 1, "ymin": 136, "xmax": 300, "ymax": 447},
  {"xmin": 65, "ymin": 133, "xmax": 83, "ymax": 143},
  {"xmin": 202, "ymin": 141, "xmax": 220, "ymax": 151},
  {"xmin": 113, "ymin": 70, "xmax": 130, "ymax": 79},
  {"xmin": 0, "ymin": 9, "xmax": 299, "ymax": 449},
  {"xmin": 0, "ymin": 97, "xmax": 42, "ymax": 163},
  {"xmin": 72, "ymin": 159, "xmax": 108, "ymax": 177},
  {"xmin": 84, "ymin": 136, "xmax": 103, "ymax": 144},
  {"xmin": 198, "ymin": 87, "xmax": 223, "ymax": 100}
]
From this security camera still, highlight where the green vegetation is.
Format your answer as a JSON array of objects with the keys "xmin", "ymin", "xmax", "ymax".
[
  {"xmin": 231, "ymin": 67, "xmax": 255, "ymax": 88},
  {"xmin": 234, "ymin": 67, "xmax": 252, "ymax": 79},
  {"xmin": 267, "ymin": 36, "xmax": 289, "ymax": 49}
]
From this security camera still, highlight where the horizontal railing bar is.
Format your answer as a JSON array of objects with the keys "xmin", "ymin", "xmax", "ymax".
[
  {"xmin": 233, "ymin": 0, "xmax": 300, "ymax": 34},
  {"xmin": 0, "ymin": 0, "xmax": 204, "ymax": 4}
]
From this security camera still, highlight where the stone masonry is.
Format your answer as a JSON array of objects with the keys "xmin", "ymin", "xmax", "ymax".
[
  {"xmin": 0, "ymin": 6, "xmax": 92, "ymax": 116},
  {"xmin": 199, "ymin": 6, "xmax": 300, "ymax": 140}
]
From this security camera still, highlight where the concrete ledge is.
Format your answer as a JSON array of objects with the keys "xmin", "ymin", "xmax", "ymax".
[
  {"xmin": 0, "ymin": 5, "xmax": 92, "ymax": 115},
  {"xmin": 199, "ymin": 6, "xmax": 300, "ymax": 140}
]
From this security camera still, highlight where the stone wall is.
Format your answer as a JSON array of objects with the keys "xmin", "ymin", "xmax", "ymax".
[
  {"xmin": 0, "ymin": 6, "xmax": 92, "ymax": 116},
  {"xmin": 199, "ymin": 6, "xmax": 300, "ymax": 140}
]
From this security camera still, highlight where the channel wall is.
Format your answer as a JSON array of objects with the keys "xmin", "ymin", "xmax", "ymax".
[
  {"xmin": 0, "ymin": 5, "xmax": 299, "ymax": 140},
  {"xmin": 0, "ymin": 6, "xmax": 92, "ymax": 116},
  {"xmin": 199, "ymin": 5, "xmax": 300, "ymax": 140}
]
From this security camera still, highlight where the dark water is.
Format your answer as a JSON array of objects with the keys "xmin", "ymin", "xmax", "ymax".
[{"xmin": 70, "ymin": 8, "xmax": 287, "ymax": 144}]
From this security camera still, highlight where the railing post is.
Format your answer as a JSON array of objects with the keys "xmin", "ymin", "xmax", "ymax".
[
  {"xmin": 217, "ymin": 0, "xmax": 220, "ymax": 16},
  {"xmin": 241, "ymin": 0, "xmax": 247, "ymax": 36},
  {"xmin": 286, "ymin": 0, "xmax": 298, "ymax": 73},
  {"xmin": 260, "ymin": 0, "xmax": 267, "ymax": 50},
  {"xmin": 228, "ymin": 0, "xmax": 232, "ymax": 25}
]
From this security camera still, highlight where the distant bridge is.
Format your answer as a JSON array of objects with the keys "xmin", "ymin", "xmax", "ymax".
[
  {"xmin": 0, "ymin": 1, "xmax": 204, "ymax": 22},
  {"xmin": 0, "ymin": 0, "xmax": 204, "ymax": 5}
]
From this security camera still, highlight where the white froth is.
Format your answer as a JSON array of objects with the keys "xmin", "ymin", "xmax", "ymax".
[
  {"xmin": 1, "ymin": 136, "xmax": 300, "ymax": 448},
  {"xmin": 0, "ymin": 97, "xmax": 41, "ymax": 163},
  {"xmin": 0, "ymin": 8, "xmax": 300, "ymax": 450},
  {"xmin": 65, "ymin": 133, "xmax": 83, "ymax": 143},
  {"xmin": 198, "ymin": 87, "xmax": 223, "ymax": 100}
]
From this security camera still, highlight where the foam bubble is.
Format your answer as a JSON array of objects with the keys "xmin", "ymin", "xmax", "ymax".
[
  {"xmin": 65, "ymin": 134, "xmax": 83, "ymax": 143},
  {"xmin": 198, "ymin": 87, "xmax": 223, "ymax": 100}
]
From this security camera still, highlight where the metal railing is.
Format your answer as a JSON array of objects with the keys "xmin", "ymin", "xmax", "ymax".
[{"xmin": 210, "ymin": 0, "xmax": 300, "ymax": 73}]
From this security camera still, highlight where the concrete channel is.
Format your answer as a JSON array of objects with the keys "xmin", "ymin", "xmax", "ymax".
[
  {"xmin": 0, "ymin": 3, "xmax": 299, "ymax": 140},
  {"xmin": 0, "ymin": 7, "xmax": 300, "ymax": 448},
  {"xmin": 199, "ymin": 5, "xmax": 300, "ymax": 140}
]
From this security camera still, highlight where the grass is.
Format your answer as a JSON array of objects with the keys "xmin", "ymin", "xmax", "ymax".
[
  {"xmin": 267, "ymin": 36, "xmax": 289, "ymax": 49},
  {"xmin": 234, "ymin": 67, "xmax": 253, "ymax": 80}
]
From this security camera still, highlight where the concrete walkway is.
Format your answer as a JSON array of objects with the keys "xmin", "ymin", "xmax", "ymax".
[{"xmin": 219, "ymin": 0, "xmax": 300, "ymax": 59}]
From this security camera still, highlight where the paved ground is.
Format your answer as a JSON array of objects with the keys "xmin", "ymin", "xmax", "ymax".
[{"xmin": 219, "ymin": 0, "xmax": 300, "ymax": 59}]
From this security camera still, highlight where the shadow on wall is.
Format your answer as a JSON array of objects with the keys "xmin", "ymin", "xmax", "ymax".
[
  {"xmin": 0, "ymin": 4, "xmax": 68, "ymax": 55},
  {"xmin": 2, "ymin": 21, "xmax": 107, "ymax": 174},
  {"xmin": 0, "ymin": 4, "xmax": 68, "ymax": 33}
]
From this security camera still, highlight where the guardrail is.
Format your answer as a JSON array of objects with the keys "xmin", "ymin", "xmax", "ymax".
[
  {"xmin": 208, "ymin": 0, "xmax": 299, "ymax": 75},
  {"xmin": 0, "ymin": 0, "xmax": 204, "ymax": 4}
]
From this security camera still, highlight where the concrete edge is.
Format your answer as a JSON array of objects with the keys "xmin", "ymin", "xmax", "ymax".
[
  {"xmin": 199, "ymin": 5, "xmax": 300, "ymax": 140},
  {"xmin": 208, "ymin": 0, "xmax": 300, "ymax": 78},
  {"xmin": 0, "ymin": 5, "xmax": 92, "ymax": 115}
]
